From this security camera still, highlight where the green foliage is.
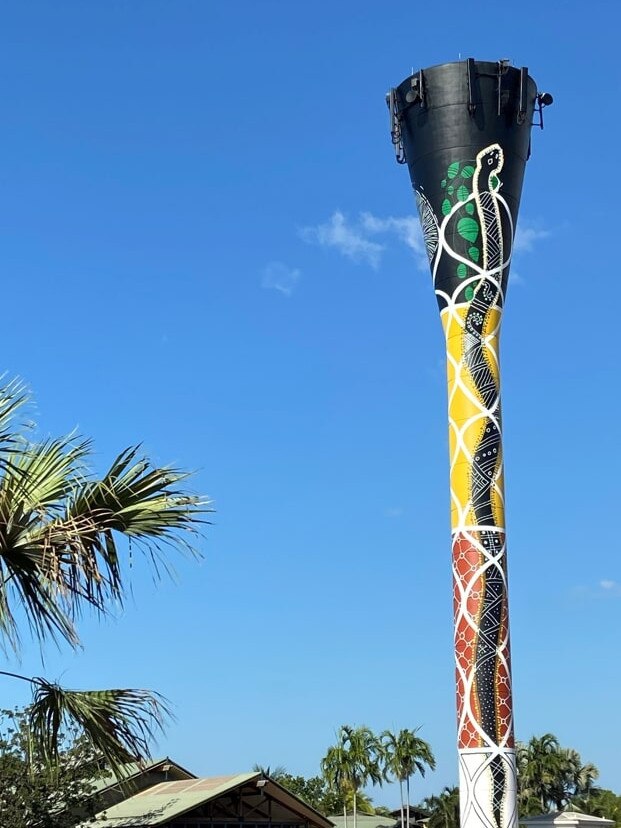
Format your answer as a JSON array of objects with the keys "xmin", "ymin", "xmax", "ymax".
[
  {"xmin": 252, "ymin": 763, "xmax": 289, "ymax": 781},
  {"xmin": 275, "ymin": 772, "xmax": 376, "ymax": 816},
  {"xmin": 422, "ymin": 786, "xmax": 460, "ymax": 828},
  {"xmin": 517, "ymin": 734, "xmax": 599, "ymax": 815},
  {"xmin": 372, "ymin": 805, "xmax": 394, "ymax": 817},
  {"xmin": 0, "ymin": 707, "xmax": 105, "ymax": 828},
  {"xmin": 29, "ymin": 682, "xmax": 169, "ymax": 782},
  {"xmin": 321, "ymin": 725, "xmax": 385, "ymax": 822},
  {"xmin": 382, "ymin": 728, "xmax": 435, "ymax": 828},
  {"xmin": 571, "ymin": 789, "xmax": 621, "ymax": 828},
  {"xmin": 0, "ymin": 379, "xmax": 209, "ymax": 775},
  {"xmin": 277, "ymin": 773, "xmax": 330, "ymax": 812},
  {"xmin": 381, "ymin": 728, "xmax": 435, "ymax": 785}
]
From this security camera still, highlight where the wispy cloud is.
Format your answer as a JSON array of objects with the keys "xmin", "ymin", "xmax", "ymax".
[
  {"xmin": 300, "ymin": 211, "xmax": 385, "ymax": 269},
  {"xmin": 513, "ymin": 223, "xmax": 550, "ymax": 253},
  {"xmin": 571, "ymin": 579, "xmax": 621, "ymax": 600},
  {"xmin": 360, "ymin": 213, "xmax": 426, "ymax": 266},
  {"xmin": 384, "ymin": 506, "xmax": 404, "ymax": 518},
  {"xmin": 300, "ymin": 210, "xmax": 549, "ymax": 277},
  {"xmin": 261, "ymin": 261, "xmax": 301, "ymax": 296}
]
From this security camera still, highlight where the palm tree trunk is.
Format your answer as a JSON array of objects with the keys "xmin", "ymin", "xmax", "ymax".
[
  {"xmin": 353, "ymin": 785, "xmax": 358, "ymax": 828},
  {"xmin": 343, "ymin": 804, "xmax": 348, "ymax": 828},
  {"xmin": 406, "ymin": 775, "xmax": 411, "ymax": 828},
  {"xmin": 399, "ymin": 779, "xmax": 405, "ymax": 828}
]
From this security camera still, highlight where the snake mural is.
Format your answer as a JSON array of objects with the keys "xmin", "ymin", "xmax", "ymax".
[
  {"xmin": 418, "ymin": 142, "xmax": 516, "ymax": 828},
  {"xmin": 388, "ymin": 59, "xmax": 549, "ymax": 828}
]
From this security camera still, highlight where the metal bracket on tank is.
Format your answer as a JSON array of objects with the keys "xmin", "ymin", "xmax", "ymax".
[
  {"xmin": 466, "ymin": 58, "xmax": 476, "ymax": 116},
  {"xmin": 387, "ymin": 88, "xmax": 407, "ymax": 164},
  {"xmin": 405, "ymin": 69, "xmax": 426, "ymax": 107},
  {"xmin": 496, "ymin": 59, "xmax": 510, "ymax": 115},
  {"xmin": 517, "ymin": 66, "xmax": 528, "ymax": 124},
  {"xmin": 533, "ymin": 91, "xmax": 554, "ymax": 129}
]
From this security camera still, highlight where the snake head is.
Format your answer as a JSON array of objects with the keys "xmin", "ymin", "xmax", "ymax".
[{"xmin": 482, "ymin": 144, "xmax": 503, "ymax": 175}]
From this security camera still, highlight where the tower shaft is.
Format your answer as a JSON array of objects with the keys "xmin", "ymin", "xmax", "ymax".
[{"xmin": 388, "ymin": 59, "xmax": 543, "ymax": 828}]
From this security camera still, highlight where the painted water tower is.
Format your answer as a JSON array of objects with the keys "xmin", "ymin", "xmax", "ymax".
[{"xmin": 387, "ymin": 59, "xmax": 551, "ymax": 828}]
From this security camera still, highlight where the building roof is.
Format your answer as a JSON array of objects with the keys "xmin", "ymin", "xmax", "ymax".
[
  {"xmin": 78, "ymin": 772, "xmax": 335, "ymax": 828},
  {"xmin": 329, "ymin": 816, "xmax": 398, "ymax": 828},
  {"xmin": 521, "ymin": 813, "xmax": 615, "ymax": 828},
  {"xmin": 90, "ymin": 756, "xmax": 197, "ymax": 796},
  {"xmin": 79, "ymin": 773, "xmax": 257, "ymax": 827}
]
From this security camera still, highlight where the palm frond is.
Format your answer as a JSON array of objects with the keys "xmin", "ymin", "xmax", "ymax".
[
  {"xmin": 0, "ymin": 442, "xmax": 209, "ymax": 652},
  {"xmin": 0, "ymin": 378, "xmax": 29, "ymax": 459},
  {"xmin": 0, "ymin": 542, "xmax": 78, "ymax": 653},
  {"xmin": 28, "ymin": 679, "xmax": 171, "ymax": 779},
  {"xmin": 68, "ymin": 446, "xmax": 209, "ymax": 543},
  {"xmin": 0, "ymin": 435, "xmax": 91, "ymax": 514}
]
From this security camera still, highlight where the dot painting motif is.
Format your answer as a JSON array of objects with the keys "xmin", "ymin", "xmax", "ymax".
[{"xmin": 416, "ymin": 143, "xmax": 518, "ymax": 828}]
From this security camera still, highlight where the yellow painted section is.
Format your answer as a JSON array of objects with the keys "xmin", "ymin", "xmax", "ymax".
[{"xmin": 441, "ymin": 304, "xmax": 505, "ymax": 530}]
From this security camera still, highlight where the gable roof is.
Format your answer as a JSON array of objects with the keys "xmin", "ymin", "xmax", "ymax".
[
  {"xmin": 78, "ymin": 772, "xmax": 335, "ymax": 828},
  {"xmin": 90, "ymin": 756, "xmax": 197, "ymax": 797},
  {"xmin": 79, "ymin": 773, "xmax": 259, "ymax": 827}
]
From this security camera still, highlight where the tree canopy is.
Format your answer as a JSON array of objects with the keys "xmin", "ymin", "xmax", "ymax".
[
  {"xmin": 0, "ymin": 378, "xmax": 209, "ymax": 778},
  {"xmin": 0, "ymin": 707, "xmax": 105, "ymax": 828},
  {"xmin": 517, "ymin": 734, "xmax": 599, "ymax": 814}
]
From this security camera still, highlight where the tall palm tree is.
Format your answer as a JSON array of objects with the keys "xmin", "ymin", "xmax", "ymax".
[
  {"xmin": 322, "ymin": 738, "xmax": 352, "ymax": 828},
  {"xmin": 517, "ymin": 733, "xmax": 563, "ymax": 813},
  {"xmin": 517, "ymin": 734, "xmax": 599, "ymax": 815},
  {"xmin": 321, "ymin": 725, "xmax": 383, "ymax": 828},
  {"xmin": 382, "ymin": 729, "xmax": 435, "ymax": 828},
  {"xmin": 346, "ymin": 725, "xmax": 383, "ymax": 828},
  {"xmin": 549, "ymin": 748, "xmax": 599, "ymax": 811},
  {"xmin": 0, "ymin": 379, "xmax": 208, "ymax": 777}
]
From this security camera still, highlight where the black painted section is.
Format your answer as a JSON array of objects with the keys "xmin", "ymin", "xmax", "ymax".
[{"xmin": 393, "ymin": 59, "xmax": 537, "ymax": 310}]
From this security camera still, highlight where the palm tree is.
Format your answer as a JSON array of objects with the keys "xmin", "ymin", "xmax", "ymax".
[
  {"xmin": 0, "ymin": 379, "xmax": 208, "ymax": 777},
  {"xmin": 322, "ymin": 738, "xmax": 352, "ymax": 828},
  {"xmin": 382, "ymin": 729, "xmax": 435, "ymax": 828},
  {"xmin": 549, "ymin": 749, "xmax": 599, "ymax": 811},
  {"xmin": 517, "ymin": 734, "xmax": 599, "ymax": 815},
  {"xmin": 321, "ymin": 725, "xmax": 383, "ymax": 828},
  {"xmin": 517, "ymin": 733, "xmax": 563, "ymax": 813},
  {"xmin": 423, "ymin": 786, "xmax": 460, "ymax": 828},
  {"xmin": 346, "ymin": 725, "xmax": 383, "ymax": 828}
]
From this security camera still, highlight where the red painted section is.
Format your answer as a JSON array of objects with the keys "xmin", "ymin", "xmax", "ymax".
[{"xmin": 452, "ymin": 531, "xmax": 514, "ymax": 750}]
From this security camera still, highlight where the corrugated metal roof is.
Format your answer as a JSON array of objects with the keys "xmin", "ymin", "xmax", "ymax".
[
  {"xmin": 329, "ymin": 816, "xmax": 398, "ymax": 828},
  {"xmin": 78, "ymin": 772, "xmax": 260, "ymax": 827},
  {"xmin": 89, "ymin": 756, "xmax": 197, "ymax": 795}
]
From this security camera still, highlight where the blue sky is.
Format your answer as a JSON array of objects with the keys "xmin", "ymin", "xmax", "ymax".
[{"xmin": 1, "ymin": 0, "xmax": 620, "ymax": 807}]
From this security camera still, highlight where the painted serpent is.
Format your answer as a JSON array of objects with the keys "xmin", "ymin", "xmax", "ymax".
[{"xmin": 461, "ymin": 143, "xmax": 511, "ymax": 828}]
